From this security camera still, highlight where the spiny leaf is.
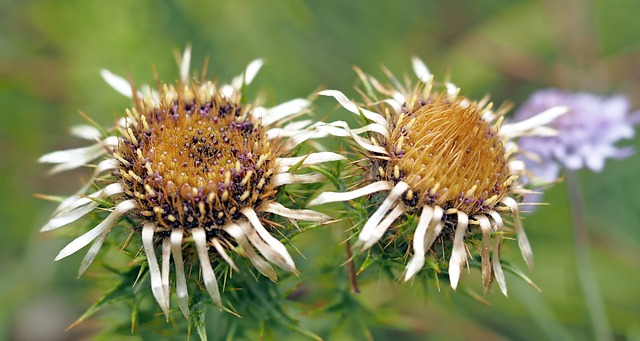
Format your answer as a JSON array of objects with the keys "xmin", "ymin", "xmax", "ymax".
[
  {"xmin": 460, "ymin": 285, "xmax": 491, "ymax": 306},
  {"xmin": 194, "ymin": 308, "xmax": 208, "ymax": 341},
  {"xmin": 307, "ymin": 165, "xmax": 342, "ymax": 190},
  {"xmin": 502, "ymin": 262, "xmax": 541, "ymax": 292},
  {"xmin": 78, "ymin": 110, "xmax": 110, "ymax": 137},
  {"xmin": 66, "ymin": 266, "xmax": 139, "ymax": 331},
  {"xmin": 287, "ymin": 152, "xmax": 313, "ymax": 173},
  {"xmin": 130, "ymin": 295, "xmax": 142, "ymax": 333},
  {"xmin": 356, "ymin": 251, "xmax": 381, "ymax": 276},
  {"xmin": 33, "ymin": 193, "xmax": 66, "ymax": 203}
]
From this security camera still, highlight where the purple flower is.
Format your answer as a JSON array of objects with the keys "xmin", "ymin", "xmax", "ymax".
[{"xmin": 514, "ymin": 89, "xmax": 638, "ymax": 182}]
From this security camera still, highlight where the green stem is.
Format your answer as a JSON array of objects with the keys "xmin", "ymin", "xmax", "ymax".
[{"xmin": 566, "ymin": 171, "xmax": 612, "ymax": 341}]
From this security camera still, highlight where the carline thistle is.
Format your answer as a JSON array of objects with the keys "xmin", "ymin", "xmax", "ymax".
[
  {"xmin": 39, "ymin": 47, "xmax": 342, "ymax": 319},
  {"xmin": 310, "ymin": 58, "xmax": 565, "ymax": 293}
]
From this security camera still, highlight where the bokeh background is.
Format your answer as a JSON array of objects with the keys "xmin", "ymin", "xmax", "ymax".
[{"xmin": 1, "ymin": 0, "xmax": 639, "ymax": 340}]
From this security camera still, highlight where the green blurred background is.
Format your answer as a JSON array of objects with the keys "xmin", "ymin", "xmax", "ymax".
[{"xmin": 1, "ymin": 0, "xmax": 639, "ymax": 340}]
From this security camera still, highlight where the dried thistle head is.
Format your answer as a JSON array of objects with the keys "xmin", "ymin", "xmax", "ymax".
[
  {"xmin": 378, "ymin": 91, "xmax": 513, "ymax": 215},
  {"xmin": 39, "ymin": 46, "xmax": 342, "ymax": 319},
  {"xmin": 116, "ymin": 83, "xmax": 283, "ymax": 233},
  {"xmin": 311, "ymin": 58, "xmax": 565, "ymax": 294}
]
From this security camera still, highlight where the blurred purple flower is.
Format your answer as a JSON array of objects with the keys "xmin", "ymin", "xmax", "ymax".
[{"xmin": 514, "ymin": 89, "xmax": 639, "ymax": 183}]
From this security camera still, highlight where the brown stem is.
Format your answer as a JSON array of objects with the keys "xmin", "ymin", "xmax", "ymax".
[{"xmin": 345, "ymin": 239, "xmax": 360, "ymax": 294}]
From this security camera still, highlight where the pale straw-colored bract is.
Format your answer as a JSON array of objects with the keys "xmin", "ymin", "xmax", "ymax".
[{"xmin": 39, "ymin": 46, "xmax": 341, "ymax": 319}]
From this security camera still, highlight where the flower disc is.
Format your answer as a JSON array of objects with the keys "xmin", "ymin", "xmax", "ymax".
[
  {"xmin": 116, "ymin": 84, "xmax": 279, "ymax": 232},
  {"xmin": 386, "ymin": 94, "xmax": 510, "ymax": 214}
]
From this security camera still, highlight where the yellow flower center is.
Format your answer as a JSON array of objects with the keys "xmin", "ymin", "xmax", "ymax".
[
  {"xmin": 115, "ymin": 83, "xmax": 279, "ymax": 230},
  {"xmin": 385, "ymin": 94, "xmax": 509, "ymax": 214}
]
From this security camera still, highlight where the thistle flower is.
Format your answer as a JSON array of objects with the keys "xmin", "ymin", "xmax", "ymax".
[
  {"xmin": 514, "ymin": 89, "xmax": 637, "ymax": 182},
  {"xmin": 39, "ymin": 47, "xmax": 342, "ymax": 319},
  {"xmin": 514, "ymin": 90, "xmax": 639, "ymax": 341},
  {"xmin": 310, "ymin": 59, "xmax": 565, "ymax": 294}
]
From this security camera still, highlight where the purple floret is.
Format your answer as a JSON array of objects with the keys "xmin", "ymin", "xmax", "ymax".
[{"xmin": 514, "ymin": 89, "xmax": 637, "ymax": 181}]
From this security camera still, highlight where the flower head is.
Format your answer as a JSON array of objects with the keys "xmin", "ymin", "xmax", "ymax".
[
  {"xmin": 514, "ymin": 89, "xmax": 637, "ymax": 182},
  {"xmin": 39, "ymin": 47, "xmax": 342, "ymax": 319},
  {"xmin": 311, "ymin": 59, "xmax": 564, "ymax": 294}
]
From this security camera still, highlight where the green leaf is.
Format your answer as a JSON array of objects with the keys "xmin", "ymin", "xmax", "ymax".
[
  {"xmin": 356, "ymin": 250, "xmax": 381, "ymax": 275},
  {"xmin": 192, "ymin": 307, "xmax": 208, "ymax": 341},
  {"xmin": 306, "ymin": 164, "xmax": 342, "ymax": 190},
  {"xmin": 67, "ymin": 267, "xmax": 139, "ymax": 331},
  {"xmin": 502, "ymin": 262, "xmax": 541, "ymax": 292}
]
